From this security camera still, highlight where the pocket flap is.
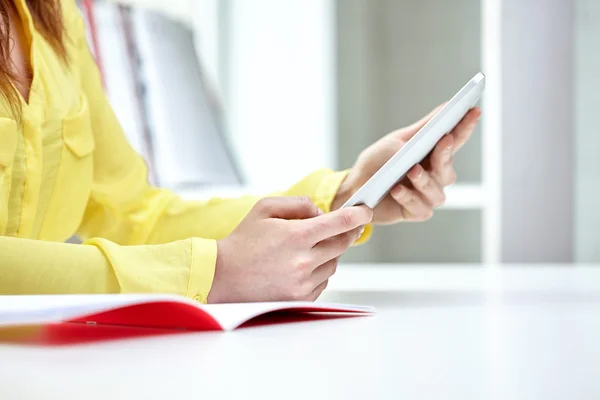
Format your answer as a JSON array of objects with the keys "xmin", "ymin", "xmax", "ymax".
[
  {"xmin": 0, "ymin": 118, "xmax": 17, "ymax": 167},
  {"xmin": 62, "ymin": 97, "xmax": 95, "ymax": 158}
]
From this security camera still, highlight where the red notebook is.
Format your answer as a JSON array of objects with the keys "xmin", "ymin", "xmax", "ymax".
[{"xmin": 0, "ymin": 294, "xmax": 375, "ymax": 345}]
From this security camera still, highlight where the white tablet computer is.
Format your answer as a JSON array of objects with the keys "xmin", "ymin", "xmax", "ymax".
[{"xmin": 342, "ymin": 72, "xmax": 485, "ymax": 209}]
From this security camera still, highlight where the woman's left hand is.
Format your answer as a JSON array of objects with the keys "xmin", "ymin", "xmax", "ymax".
[{"xmin": 331, "ymin": 105, "xmax": 481, "ymax": 225}]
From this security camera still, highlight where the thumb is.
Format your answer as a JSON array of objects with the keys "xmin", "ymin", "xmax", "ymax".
[{"xmin": 254, "ymin": 196, "xmax": 322, "ymax": 220}]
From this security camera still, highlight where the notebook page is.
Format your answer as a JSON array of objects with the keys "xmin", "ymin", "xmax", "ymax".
[
  {"xmin": 0, "ymin": 294, "xmax": 192, "ymax": 327},
  {"xmin": 0, "ymin": 295, "xmax": 374, "ymax": 330},
  {"xmin": 203, "ymin": 302, "xmax": 375, "ymax": 331}
]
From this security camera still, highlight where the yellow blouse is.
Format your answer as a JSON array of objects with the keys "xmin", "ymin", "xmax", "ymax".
[{"xmin": 0, "ymin": 0, "xmax": 371, "ymax": 302}]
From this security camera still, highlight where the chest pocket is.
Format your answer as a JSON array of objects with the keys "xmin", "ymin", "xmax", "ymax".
[
  {"xmin": 0, "ymin": 119, "xmax": 17, "ymax": 234},
  {"xmin": 40, "ymin": 96, "xmax": 95, "ymax": 241}
]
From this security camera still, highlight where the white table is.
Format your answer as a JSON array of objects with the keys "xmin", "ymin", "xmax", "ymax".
[{"xmin": 1, "ymin": 264, "xmax": 600, "ymax": 400}]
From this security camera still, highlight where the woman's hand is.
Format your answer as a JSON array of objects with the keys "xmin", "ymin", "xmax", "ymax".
[
  {"xmin": 332, "ymin": 105, "xmax": 481, "ymax": 224},
  {"xmin": 207, "ymin": 196, "xmax": 373, "ymax": 303}
]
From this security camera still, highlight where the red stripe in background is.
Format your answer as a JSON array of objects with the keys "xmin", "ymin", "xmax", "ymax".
[{"xmin": 82, "ymin": 0, "xmax": 105, "ymax": 86}]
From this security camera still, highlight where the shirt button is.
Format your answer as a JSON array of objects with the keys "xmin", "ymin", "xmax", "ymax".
[{"xmin": 193, "ymin": 294, "xmax": 204, "ymax": 303}]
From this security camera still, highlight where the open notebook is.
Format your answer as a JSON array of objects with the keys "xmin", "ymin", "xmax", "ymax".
[{"xmin": 0, "ymin": 294, "xmax": 375, "ymax": 333}]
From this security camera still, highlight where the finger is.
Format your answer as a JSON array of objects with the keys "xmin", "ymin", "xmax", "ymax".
[
  {"xmin": 311, "ymin": 258, "xmax": 339, "ymax": 287},
  {"xmin": 390, "ymin": 183, "xmax": 434, "ymax": 221},
  {"xmin": 407, "ymin": 165, "xmax": 446, "ymax": 208},
  {"xmin": 308, "ymin": 279, "xmax": 329, "ymax": 301},
  {"xmin": 300, "ymin": 205, "xmax": 373, "ymax": 244},
  {"xmin": 449, "ymin": 107, "xmax": 481, "ymax": 153},
  {"xmin": 254, "ymin": 196, "xmax": 321, "ymax": 220},
  {"xmin": 388, "ymin": 103, "xmax": 448, "ymax": 142},
  {"xmin": 312, "ymin": 226, "xmax": 363, "ymax": 264},
  {"xmin": 406, "ymin": 102, "xmax": 447, "ymax": 132},
  {"xmin": 428, "ymin": 135, "xmax": 456, "ymax": 186}
]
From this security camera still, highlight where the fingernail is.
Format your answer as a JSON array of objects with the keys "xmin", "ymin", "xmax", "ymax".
[
  {"xmin": 394, "ymin": 186, "xmax": 404, "ymax": 197},
  {"xmin": 445, "ymin": 144, "xmax": 453, "ymax": 153},
  {"xmin": 413, "ymin": 169, "xmax": 423, "ymax": 180}
]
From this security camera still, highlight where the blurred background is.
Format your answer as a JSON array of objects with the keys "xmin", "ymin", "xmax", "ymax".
[{"xmin": 77, "ymin": 0, "xmax": 595, "ymax": 266}]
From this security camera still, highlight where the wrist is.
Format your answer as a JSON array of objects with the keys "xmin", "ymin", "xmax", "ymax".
[{"xmin": 207, "ymin": 240, "xmax": 228, "ymax": 303}]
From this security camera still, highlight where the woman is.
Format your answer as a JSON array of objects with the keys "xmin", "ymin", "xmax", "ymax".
[{"xmin": 0, "ymin": 0, "xmax": 480, "ymax": 303}]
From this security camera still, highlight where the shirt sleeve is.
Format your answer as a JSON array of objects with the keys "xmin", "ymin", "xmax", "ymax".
[
  {"xmin": 67, "ymin": 1, "xmax": 374, "ymax": 248},
  {"xmin": 0, "ymin": 235, "xmax": 213, "ymax": 301},
  {"xmin": 10, "ymin": 2, "xmax": 369, "ymax": 302}
]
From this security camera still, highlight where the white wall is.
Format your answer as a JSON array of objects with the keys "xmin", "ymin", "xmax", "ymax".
[
  {"xmin": 500, "ymin": 0, "xmax": 574, "ymax": 262},
  {"xmin": 223, "ymin": 0, "xmax": 336, "ymax": 189},
  {"xmin": 575, "ymin": 0, "xmax": 600, "ymax": 262}
]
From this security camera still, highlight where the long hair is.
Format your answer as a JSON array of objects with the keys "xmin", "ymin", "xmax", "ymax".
[{"xmin": 1, "ymin": 0, "xmax": 66, "ymax": 116}]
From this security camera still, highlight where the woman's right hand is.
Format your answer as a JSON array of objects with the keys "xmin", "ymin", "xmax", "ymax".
[{"xmin": 207, "ymin": 196, "xmax": 373, "ymax": 303}]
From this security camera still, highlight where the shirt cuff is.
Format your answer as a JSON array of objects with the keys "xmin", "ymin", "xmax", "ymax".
[
  {"xmin": 186, "ymin": 238, "xmax": 217, "ymax": 304},
  {"xmin": 313, "ymin": 169, "xmax": 350, "ymax": 213},
  {"xmin": 312, "ymin": 169, "xmax": 373, "ymax": 245}
]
